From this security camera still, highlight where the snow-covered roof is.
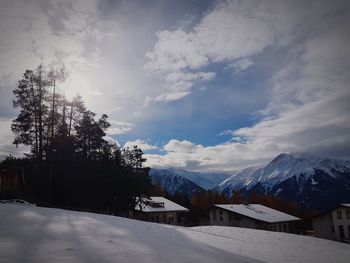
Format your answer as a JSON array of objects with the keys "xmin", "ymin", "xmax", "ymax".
[
  {"xmin": 341, "ymin": 204, "xmax": 350, "ymax": 208},
  {"xmin": 135, "ymin": 196, "xmax": 189, "ymax": 213},
  {"xmin": 214, "ymin": 204, "xmax": 300, "ymax": 223}
]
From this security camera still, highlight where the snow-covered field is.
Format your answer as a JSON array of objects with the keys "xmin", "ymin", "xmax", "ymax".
[{"xmin": 0, "ymin": 203, "xmax": 349, "ymax": 263}]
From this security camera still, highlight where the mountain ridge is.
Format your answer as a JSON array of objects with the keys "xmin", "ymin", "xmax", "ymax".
[
  {"xmin": 214, "ymin": 153, "xmax": 350, "ymax": 211},
  {"xmin": 150, "ymin": 153, "xmax": 350, "ymax": 211}
]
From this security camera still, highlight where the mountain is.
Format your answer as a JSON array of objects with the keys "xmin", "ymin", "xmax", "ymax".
[
  {"xmin": 214, "ymin": 165, "xmax": 263, "ymax": 196},
  {"xmin": 149, "ymin": 169, "xmax": 204, "ymax": 197},
  {"xmin": 151, "ymin": 168, "xmax": 230, "ymax": 190},
  {"xmin": 214, "ymin": 153, "xmax": 350, "ymax": 211}
]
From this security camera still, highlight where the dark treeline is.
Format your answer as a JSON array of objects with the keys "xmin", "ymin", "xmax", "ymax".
[
  {"xmin": 153, "ymin": 184, "xmax": 313, "ymax": 226},
  {"xmin": 2, "ymin": 65, "xmax": 151, "ymax": 213}
]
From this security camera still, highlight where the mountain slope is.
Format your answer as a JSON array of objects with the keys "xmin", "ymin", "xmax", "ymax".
[
  {"xmin": 214, "ymin": 153, "xmax": 350, "ymax": 210},
  {"xmin": 149, "ymin": 169, "xmax": 204, "ymax": 196},
  {"xmin": 151, "ymin": 168, "xmax": 229, "ymax": 190},
  {"xmin": 214, "ymin": 165, "xmax": 263, "ymax": 196}
]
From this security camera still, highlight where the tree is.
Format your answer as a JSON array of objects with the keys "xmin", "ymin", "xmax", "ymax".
[
  {"xmin": 232, "ymin": 191, "xmax": 244, "ymax": 204},
  {"xmin": 122, "ymin": 145, "xmax": 146, "ymax": 168},
  {"xmin": 75, "ymin": 111, "xmax": 111, "ymax": 160},
  {"xmin": 9, "ymin": 64, "xmax": 152, "ymax": 213},
  {"xmin": 47, "ymin": 68, "xmax": 68, "ymax": 146},
  {"xmin": 12, "ymin": 66, "xmax": 50, "ymax": 161}
]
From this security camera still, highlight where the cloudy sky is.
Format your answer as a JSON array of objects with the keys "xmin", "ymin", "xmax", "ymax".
[{"xmin": 0, "ymin": 0, "xmax": 349, "ymax": 172}]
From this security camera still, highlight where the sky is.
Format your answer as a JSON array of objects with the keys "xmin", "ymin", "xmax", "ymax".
[{"xmin": 0, "ymin": 0, "xmax": 349, "ymax": 173}]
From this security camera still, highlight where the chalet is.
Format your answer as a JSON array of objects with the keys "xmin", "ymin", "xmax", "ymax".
[
  {"xmin": 0, "ymin": 165, "xmax": 24, "ymax": 199},
  {"xmin": 312, "ymin": 204, "xmax": 350, "ymax": 242},
  {"xmin": 133, "ymin": 196, "xmax": 189, "ymax": 225},
  {"xmin": 210, "ymin": 203, "xmax": 300, "ymax": 233}
]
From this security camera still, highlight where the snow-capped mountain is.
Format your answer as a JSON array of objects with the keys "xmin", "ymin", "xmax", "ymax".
[
  {"xmin": 214, "ymin": 153, "xmax": 350, "ymax": 211},
  {"xmin": 214, "ymin": 165, "xmax": 263, "ymax": 196},
  {"xmin": 149, "ymin": 169, "xmax": 204, "ymax": 197},
  {"xmin": 150, "ymin": 168, "xmax": 230, "ymax": 190}
]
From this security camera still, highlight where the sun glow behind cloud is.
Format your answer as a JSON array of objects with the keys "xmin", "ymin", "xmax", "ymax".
[{"xmin": 0, "ymin": 0, "xmax": 349, "ymax": 172}]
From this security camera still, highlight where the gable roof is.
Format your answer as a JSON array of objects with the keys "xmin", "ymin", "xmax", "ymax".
[
  {"xmin": 214, "ymin": 204, "xmax": 300, "ymax": 223},
  {"xmin": 135, "ymin": 196, "xmax": 189, "ymax": 213},
  {"xmin": 313, "ymin": 203, "xmax": 350, "ymax": 219}
]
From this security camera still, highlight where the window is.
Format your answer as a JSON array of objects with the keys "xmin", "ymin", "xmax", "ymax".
[
  {"xmin": 337, "ymin": 210, "xmax": 342, "ymax": 219},
  {"xmin": 155, "ymin": 215, "xmax": 159, "ymax": 223},
  {"xmin": 219, "ymin": 210, "xmax": 224, "ymax": 221},
  {"xmin": 169, "ymin": 214, "xmax": 174, "ymax": 224},
  {"xmin": 234, "ymin": 214, "xmax": 242, "ymax": 221},
  {"xmin": 278, "ymin": 225, "xmax": 282, "ymax": 232},
  {"xmin": 283, "ymin": 224, "xmax": 287, "ymax": 232},
  {"xmin": 346, "ymin": 209, "xmax": 350, "ymax": 219},
  {"xmin": 213, "ymin": 210, "xmax": 217, "ymax": 221},
  {"xmin": 339, "ymin": 225, "xmax": 345, "ymax": 239},
  {"xmin": 163, "ymin": 214, "xmax": 166, "ymax": 223}
]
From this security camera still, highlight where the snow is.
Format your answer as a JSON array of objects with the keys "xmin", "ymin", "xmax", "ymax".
[
  {"xmin": 135, "ymin": 196, "xmax": 189, "ymax": 212},
  {"xmin": 215, "ymin": 204, "xmax": 300, "ymax": 223},
  {"xmin": 311, "ymin": 178, "xmax": 319, "ymax": 185},
  {"xmin": 216, "ymin": 165, "xmax": 262, "ymax": 192},
  {"xmin": 1, "ymin": 204, "xmax": 349, "ymax": 263},
  {"xmin": 341, "ymin": 204, "xmax": 350, "ymax": 208},
  {"xmin": 187, "ymin": 226, "xmax": 350, "ymax": 263},
  {"xmin": 215, "ymin": 153, "xmax": 350, "ymax": 197},
  {"xmin": 150, "ymin": 168, "xmax": 230, "ymax": 190}
]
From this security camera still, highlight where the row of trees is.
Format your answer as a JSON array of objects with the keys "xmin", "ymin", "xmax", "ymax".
[
  {"xmin": 152, "ymin": 186, "xmax": 312, "ymax": 226},
  {"xmin": 6, "ymin": 65, "xmax": 151, "ymax": 212},
  {"xmin": 12, "ymin": 65, "xmax": 113, "ymax": 162}
]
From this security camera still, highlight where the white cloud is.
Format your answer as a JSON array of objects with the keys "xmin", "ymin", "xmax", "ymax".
[
  {"xmin": 124, "ymin": 139, "xmax": 157, "ymax": 151},
  {"xmin": 107, "ymin": 120, "xmax": 134, "ymax": 135},
  {"xmin": 145, "ymin": 1, "xmax": 350, "ymax": 172},
  {"xmin": 0, "ymin": 0, "xmax": 113, "ymax": 110},
  {"xmin": 145, "ymin": 139, "xmax": 267, "ymax": 173},
  {"xmin": 103, "ymin": 136, "xmax": 120, "ymax": 147},
  {"xmin": 1, "ymin": 0, "xmax": 349, "ymax": 173},
  {"xmin": 227, "ymin": 58, "xmax": 254, "ymax": 73},
  {"xmin": 0, "ymin": 118, "xmax": 28, "ymax": 159},
  {"xmin": 143, "ymin": 0, "xmax": 308, "ymax": 105}
]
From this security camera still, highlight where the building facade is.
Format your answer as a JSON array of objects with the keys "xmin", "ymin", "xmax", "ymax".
[
  {"xmin": 210, "ymin": 204, "xmax": 300, "ymax": 233},
  {"xmin": 0, "ymin": 165, "xmax": 24, "ymax": 199},
  {"xmin": 132, "ymin": 196, "xmax": 189, "ymax": 225},
  {"xmin": 313, "ymin": 204, "xmax": 350, "ymax": 242}
]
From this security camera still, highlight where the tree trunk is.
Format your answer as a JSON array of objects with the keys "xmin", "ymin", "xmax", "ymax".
[
  {"xmin": 37, "ymin": 66, "xmax": 43, "ymax": 161},
  {"xmin": 51, "ymin": 78, "xmax": 56, "ymax": 144},
  {"xmin": 68, "ymin": 104, "xmax": 73, "ymax": 136}
]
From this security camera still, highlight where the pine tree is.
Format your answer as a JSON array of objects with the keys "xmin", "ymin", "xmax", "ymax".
[{"xmin": 12, "ymin": 66, "xmax": 50, "ymax": 160}]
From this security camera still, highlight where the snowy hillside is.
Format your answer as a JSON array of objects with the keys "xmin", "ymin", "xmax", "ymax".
[
  {"xmin": 1, "ymin": 203, "xmax": 349, "ymax": 263},
  {"xmin": 150, "ymin": 168, "xmax": 229, "ymax": 190},
  {"xmin": 215, "ymin": 153, "xmax": 350, "ymax": 210},
  {"xmin": 149, "ymin": 169, "xmax": 204, "ymax": 196},
  {"xmin": 215, "ymin": 165, "xmax": 263, "ymax": 196}
]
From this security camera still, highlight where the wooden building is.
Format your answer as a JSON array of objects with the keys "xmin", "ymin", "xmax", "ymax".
[
  {"xmin": 0, "ymin": 165, "xmax": 24, "ymax": 199},
  {"xmin": 210, "ymin": 203, "xmax": 300, "ymax": 233},
  {"xmin": 132, "ymin": 196, "xmax": 189, "ymax": 225},
  {"xmin": 312, "ymin": 204, "xmax": 350, "ymax": 242}
]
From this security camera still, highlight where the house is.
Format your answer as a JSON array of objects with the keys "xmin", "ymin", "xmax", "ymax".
[
  {"xmin": 133, "ymin": 196, "xmax": 189, "ymax": 225},
  {"xmin": 0, "ymin": 165, "xmax": 24, "ymax": 199},
  {"xmin": 210, "ymin": 203, "xmax": 300, "ymax": 233},
  {"xmin": 312, "ymin": 204, "xmax": 350, "ymax": 242}
]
